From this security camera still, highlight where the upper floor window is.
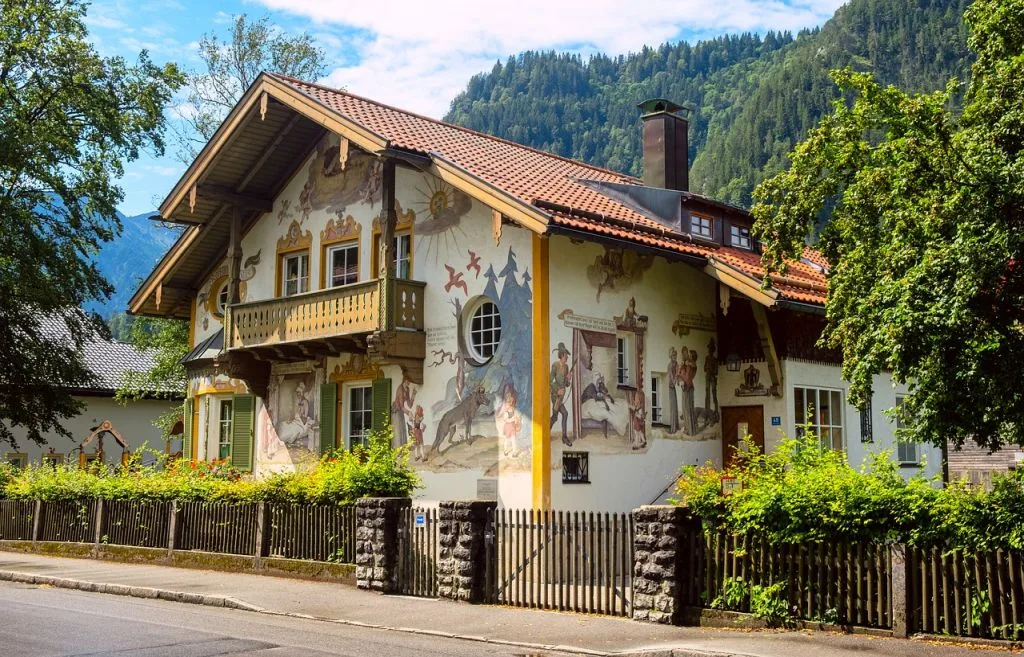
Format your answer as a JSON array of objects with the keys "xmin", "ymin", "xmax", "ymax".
[
  {"xmin": 794, "ymin": 386, "xmax": 844, "ymax": 451},
  {"xmin": 373, "ymin": 231, "xmax": 413, "ymax": 279},
  {"xmin": 281, "ymin": 252, "xmax": 309, "ymax": 297},
  {"xmin": 729, "ymin": 224, "xmax": 752, "ymax": 249},
  {"xmin": 617, "ymin": 334, "xmax": 635, "ymax": 387},
  {"xmin": 327, "ymin": 242, "xmax": 359, "ymax": 288},
  {"xmin": 691, "ymin": 213, "xmax": 714, "ymax": 240},
  {"xmin": 215, "ymin": 282, "xmax": 229, "ymax": 316},
  {"xmin": 467, "ymin": 298, "xmax": 501, "ymax": 363}
]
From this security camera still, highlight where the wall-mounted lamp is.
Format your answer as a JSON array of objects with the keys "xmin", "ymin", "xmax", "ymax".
[{"xmin": 726, "ymin": 353, "xmax": 741, "ymax": 372}]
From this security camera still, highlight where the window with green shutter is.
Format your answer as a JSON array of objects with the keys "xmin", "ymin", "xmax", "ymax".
[
  {"xmin": 319, "ymin": 383, "xmax": 338, "ymax": 454},
  {"xmin": 372, "ymin": 378, "xmax": 392, "ymax": 432},
  {"xmin": 230, "ymin": 394, "xmax": 255, "ymax": 471},
  {"xmin": 182, "ymin": 398, "xmax": 194, "ymax": 461}
]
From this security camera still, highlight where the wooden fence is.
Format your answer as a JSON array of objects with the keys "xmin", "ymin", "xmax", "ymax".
[
  {"xmin": 105, "ymin": 500, "xmax": 171, "ymax": 549},
  {"xmin": 0, "ymin": 500, "xmax": 34, "ymax": 541},
  {"xmin": 396, "ymin": 506, "xmax": 438, "ymax": 597},
  {"xmin": 268, "ymin": 504, "xmax": 356, "ymax": 563},
  {"xmin": 175, "ymin": 501, "xmax": 258, "ymax": 556},
  {"xmin": 487, "ymin": 509, "xmax": 634, "ymax": 617},
  {"xmin": 39, "ymin": 499, "xmax": 96, "ymax": 543},
  {"xmin": 910, "ymin": 546, "xmax": 1024, "ymax": 640},
  {"xmin": 696, "ymin": 531, "xmax": 893, "ymax": 628}
]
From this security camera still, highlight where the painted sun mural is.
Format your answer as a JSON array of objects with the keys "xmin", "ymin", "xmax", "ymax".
[{"xmin": 411, "ymin": 175, "xmax": 473, "ymax": 264}]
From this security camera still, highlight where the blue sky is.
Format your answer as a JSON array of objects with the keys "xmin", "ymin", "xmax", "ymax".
[{"xmin": 85, "ymin": 0, "xmax": 847, "ymax": 216}]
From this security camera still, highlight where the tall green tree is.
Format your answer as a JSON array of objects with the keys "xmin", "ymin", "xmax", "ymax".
[
  {"xmin": 751, "ymin": 0, "xmax": 1024, "ymax": 451},
  {"xmin": 0, "ymin": 0, "xmax": 182, "ymax": 448},
  {"xmin": 172, "ymin": 13, "xmax": 327, "ymax": 162}
]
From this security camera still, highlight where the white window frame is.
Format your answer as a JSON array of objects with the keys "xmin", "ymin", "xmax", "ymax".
[
  {"xmin": 466, "ymin": 298, "xmax": 502, "ymax": 363},
  {"xmin": 344, "ymin": 383, "xmax": 374, "ymax": 449},
  {"xmin": 216, "ymin": 397, "xmax": 233, "ymax": 461},
  {"xmin": 394, "ymin": 231, "xmax": 412, "ymax": 279},
  {"xmin": 793, "ymin": 386, "xmax": 845, "ymax": 451},
  {"xmin": 215, "ymin": 282, "xmax": 229, "ymax": 317},
  {"xmin": 729, "ymin": 224, "xmax": 751, "ymax": 249},
  {"xmin": 327, "ymin": 242, "xmax": 360, "ymax": 288},
  {"xmin": 281, "ymin": 252, "xmax": 310, "ymax": 297},
  {"xmin": 616, "ymin": 334, "xmax": 635, "ymax": 387},
  {"xmin": 895, "ymin": 395, "xmax": 919, "ymax": 465},
  {"xmin": 691, "ymin": 213, "xmax": 714, "ymax": 240},
  {"xmin": 650, "ymin": 372, "xmax": 665, "ymax": 424},
  {"xmin": 4, "ymin": 452, "xmax": 27, "ymax": 469}
]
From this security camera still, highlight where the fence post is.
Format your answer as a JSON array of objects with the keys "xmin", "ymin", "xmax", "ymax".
[
  {"xmin": 437, "ymin": 500, "xmax": 496, "ymax": 603},
  {"xmin": 890, "ymin": 543, "xmax": 913, "ymax": 638},
  {"xmin": 92, "ymin": 498, "xmax": 107, "ymax": 557},
  {"xmin": 166, "ymin": 500, "xmax": 179, "ymax": 557},
  {"xmin": 253, "ymin": 502, "xmax": 269, "ymax": 568},
  {"xmin": 31, "ymin": 500, "xmax": 43, "ymax": 545},
  {"xmin": 631, "ymin": 505, "xmax": 695, "ymax": 625},
  {"xmin": 355, "ymin": 497, "xmax": 411, "ymax": 593}
]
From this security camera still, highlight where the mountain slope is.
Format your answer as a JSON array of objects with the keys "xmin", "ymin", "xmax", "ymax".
[{"xmin": 445, "ymin": 0, "xmax": 973, "ymax": 206}]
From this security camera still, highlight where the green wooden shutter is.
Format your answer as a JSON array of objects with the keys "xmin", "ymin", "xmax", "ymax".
[
  {"xmin": 182, "ymin": 398, "xmax": 194, "ymax": 461},
  {"xmin": 371, "ymin": 378, "xmax": 392, "ymax": 433},
  {"xmin": 319, "ymin": 383, "xmax": 338, "ymax": 454},
  {"xmin": 231, "ymin": 394, "xmax": 255, "ymax": 472}
]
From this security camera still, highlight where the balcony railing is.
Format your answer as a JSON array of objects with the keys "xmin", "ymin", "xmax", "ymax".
[{"xmin": 224, "ymin": 278, "xmax": 425, "ymax": 350}]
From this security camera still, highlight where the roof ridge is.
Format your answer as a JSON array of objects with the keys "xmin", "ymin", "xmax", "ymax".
[{"xmin": 267, "ymin": 72, "xmax": 643, "ymax": 183}]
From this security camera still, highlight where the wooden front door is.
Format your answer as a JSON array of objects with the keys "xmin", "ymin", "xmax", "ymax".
[{"xmin": 721, "ymin": 405, "xmax": 765, "ymax": 466}]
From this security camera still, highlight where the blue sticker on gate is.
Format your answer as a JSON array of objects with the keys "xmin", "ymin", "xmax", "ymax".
[{"xmin": 414, "ymin": 513, "xmax": 426, "ymax": 527}]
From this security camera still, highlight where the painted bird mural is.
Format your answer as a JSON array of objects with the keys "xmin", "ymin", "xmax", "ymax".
[
  {"xmin": 466, "ymin": 250, "xmax": 481, "ymax": 278},
  {"xmin": 444, "ymin": 264, "xmax": 469, "ymax": 296}
]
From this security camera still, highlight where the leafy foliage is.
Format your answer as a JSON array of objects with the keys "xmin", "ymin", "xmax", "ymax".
[
  {"xmin": 446, "ymin": 0, "xmax": 971, "ymax": 206},
  {"xmin": 675, "ymin": 433, "xmax": 1024, "ymax": 551},
  {"xmin": 116, "ymin": 317, "xmax": 188, "ymax": 437},
  {"xmin": 1, "ymin": 428, "xmax": 420, "ymax": 505},
  {"xmin": 752, "ymin": 0, "xmax": 1024, "ymax": 451},
  {"xmin": 0, "ymin": 0, "xmax": 183, "ymax": 449},
  {"xmin": 173, "ymin": 13, "xmax": 326, "ymax": 162}
]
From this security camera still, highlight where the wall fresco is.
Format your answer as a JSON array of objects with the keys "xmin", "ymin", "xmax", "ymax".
[
  {"xmin": 260, "ymin": 363, "xmax": 321, "ymax": 469},
  {"xmin": 296, "ymin": 134, "xmax": 381, "ymax": 223}
]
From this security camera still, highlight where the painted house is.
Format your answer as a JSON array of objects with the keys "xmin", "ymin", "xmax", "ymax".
[
  {"xmin": 129, "ymin": 77, "xmax": 941, "ymax": 511},
  {"xmin": 2, "ymin": 317, "xmax": 182, "ymax": 467}
]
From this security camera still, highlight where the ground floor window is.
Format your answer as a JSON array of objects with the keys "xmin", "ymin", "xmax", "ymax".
[
  {"xmin": 562, "ymin": 451, "xmax": 590, "ymax": 484},
  {"xmin": 4, "ymin": 452, "xmax": 26, "ymax": 469},
  {"xmin": 794, "ymin": 386, "xmax": 844, "ymax": 451},
  {"xmin": 650, "ymin": 373, "xmax": 664, "ymax": 424},
  {"xmin": 895, "ymin": 395, "xmax": 919, "ymax": 465},
  {"xmin": 217, "ymin": 398, "xmax": 233, "ymax": 460},
  {"xmin": 346, "ymin": 384, "xmax": 374, "ymax": 448},
  {"xmin": 616, "ymin": 334, "xmax": 634, "ymax": 387}
]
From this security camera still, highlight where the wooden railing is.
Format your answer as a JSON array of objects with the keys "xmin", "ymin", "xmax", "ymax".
[{"xmin": 224, "ymin": 278, "xmax": 426, "ymax": 350}]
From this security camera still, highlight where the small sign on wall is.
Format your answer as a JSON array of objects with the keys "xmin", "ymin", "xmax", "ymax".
[
  {"xmin": 477, "ymin": 478, "xmax": 498, "ymax": 501},
  {"xmin": 771, "ymin": 416, "xmax": 781, "ymax": 426},
  {"xmin": 721, "ymin": 476, "xmax": 742, "ymax": 496}
]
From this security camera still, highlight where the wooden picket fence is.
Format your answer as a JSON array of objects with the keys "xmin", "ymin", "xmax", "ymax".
[
  {"xmin": 486, "ymin": 509, "xmax": 634, "ymax": 617},
  {"xmin": 268, "ymin": 504, "xmax": 356, "ymax": 563},
  {"xmin": 395, "ymin": 506, "xmax": 438, "ymax": 597},
  {"xmin": 910, "ymin": 546, "xmax": 1024, "ymax": 640},
  {"xmin": 0, "ymin": 500, "xmax": 34, "ymax": 541},
  {"xmin": 105, "ymin": 500, "xmax": 171, "ymax": 549},
  {"xmin": 174, "ymin": 501, "xmax": 259, "ymax": 556},
  {"xmin": 39, "ymin": 499, "xmax": 96, "ymax": 543},
  {"xmin": 696, "ymin": 531, "xmax": 893, "ymax": 628}
]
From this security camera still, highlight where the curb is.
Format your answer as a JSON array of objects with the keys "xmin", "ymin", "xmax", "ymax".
[{"xmin": 0, "ymin": 569, "xmax": 618, "ymax": 656}]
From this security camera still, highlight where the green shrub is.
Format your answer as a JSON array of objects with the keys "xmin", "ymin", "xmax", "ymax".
[
  {"xmin": 1, "ymin": 425, "xmax": 420, "ymax": 506},
  {"xmin": 675, "ymin": 431, "xmax": 1024, "ymax": 551}
]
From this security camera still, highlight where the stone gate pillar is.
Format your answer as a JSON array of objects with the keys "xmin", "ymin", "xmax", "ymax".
[
  {"xmin": 631, "ymin": 505, "xmax": 698, "ymax": 625},
  {"xmin": 356, "ymin": 497, "xmax": 410, "ymax": 592},
  {"xmin": 437, "ymin": 500, "xmax": 496, "ymax": 603}
]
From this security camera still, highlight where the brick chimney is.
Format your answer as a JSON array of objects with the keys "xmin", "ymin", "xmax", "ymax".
[{"xmin": 638, "ymin": 99, "xmax": 689, "ymax": 191}]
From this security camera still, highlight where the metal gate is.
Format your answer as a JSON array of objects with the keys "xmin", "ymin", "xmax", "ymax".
[
  {"xmin": 395, "ymin": 505, "xmax": 438, "ymax": 597},
  {"xmin": 486, "ymin": 508, "xmax": 634, "ymax": 616}
]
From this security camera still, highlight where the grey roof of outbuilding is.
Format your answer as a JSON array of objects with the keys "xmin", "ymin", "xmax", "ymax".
[{"xmin": 38, "ymin": 315, "xmax": 182, "ymax": 396}]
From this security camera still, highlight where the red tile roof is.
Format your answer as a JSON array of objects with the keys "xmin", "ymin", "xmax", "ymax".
[{"xmin": 271, "ymin": 73, "xmax": 827, "ymax": 305}]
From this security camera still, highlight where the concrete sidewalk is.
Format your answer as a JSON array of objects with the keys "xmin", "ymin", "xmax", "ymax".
[{"xmin": 0, "ymin": 551, "xmax": 1015, "ymax": 657}]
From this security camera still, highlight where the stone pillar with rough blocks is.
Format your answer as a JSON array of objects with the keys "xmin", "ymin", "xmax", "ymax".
[
  {"xmin": 631, "ymin": 505, "xmax": 695, "ymax": 625},
  {"xmin": 437, "ymin": 500, "xmax": 496, "ymax": 602},
  {"xmin": 356, "ymin": 497, "xmax": 410, "ymax": 592},
  {"xmin": 890, "ymin": 543, "xmax": 913, "ymax": 638}
]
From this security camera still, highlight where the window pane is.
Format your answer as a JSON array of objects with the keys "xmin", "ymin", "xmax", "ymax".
[
  {"xmin": 795, "ymin": 387, "xmax": 805, "ymax": 425},
  {"xmin": 831, "ymin": 391, "xmax": 842, "ymax": 426},
  {"xmin": 832, "ymin": 428, "xmax": 843, "ymax": 451}
]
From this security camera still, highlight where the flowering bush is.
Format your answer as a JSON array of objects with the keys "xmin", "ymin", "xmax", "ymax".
[
  {"xmin": 674, "ymin": 431, "xmax": 1024, "ymax": 550},
  {"xmin": 0, "ymin": 425, "xmax": 420, "ymax": 506}
]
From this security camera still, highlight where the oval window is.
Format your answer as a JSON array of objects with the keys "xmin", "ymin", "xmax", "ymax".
[
  {"xmin": 466, "ymin": 298, "xmax": 502, "ymax": 363},
  {"xmin": 215, "ymin": 283, "xmax": 229, "ymax": 317}
]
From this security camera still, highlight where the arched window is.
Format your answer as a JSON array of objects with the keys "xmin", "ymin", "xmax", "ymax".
[{"xmin": 466, "ymin": 298, "xmax": 501, "ymax": 363}]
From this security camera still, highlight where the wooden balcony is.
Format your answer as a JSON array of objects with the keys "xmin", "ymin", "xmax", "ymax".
[{"xmin": 223, "ymin": 279, "xmax": 426, "ymax": 353}]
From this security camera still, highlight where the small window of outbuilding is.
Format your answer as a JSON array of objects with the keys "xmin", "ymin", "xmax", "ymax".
[
  {"xmin": 562, "ymin": 451, "xmax": 590, "ymax": 484},
  {"xmin": 691, "ymin": 213, "xmax": 714, "ymax": 240}
]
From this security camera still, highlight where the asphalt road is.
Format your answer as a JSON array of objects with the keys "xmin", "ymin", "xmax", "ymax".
[{"xmin": 0, "ymin": 581, "xmax": 568, "ymax": 657}]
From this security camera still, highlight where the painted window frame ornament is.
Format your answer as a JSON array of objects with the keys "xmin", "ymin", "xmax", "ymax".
[{"xmin": 465, "ymin": 296, "xmax": 502, "ymax": 364}]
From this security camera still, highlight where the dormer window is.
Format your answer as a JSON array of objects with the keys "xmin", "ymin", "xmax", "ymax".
[
  {"xmin": 690, "ymin": 213, "xmax": 713, "ymax": 240},
  {"xmin": 729, "ymin": 224, "xmax": 752, "ymax": 250}
]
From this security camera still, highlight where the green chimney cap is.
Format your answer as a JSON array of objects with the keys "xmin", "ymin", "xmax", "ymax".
[{"xmin": 637, "ymin": 98, "xmax": 688, "ymax": 116}]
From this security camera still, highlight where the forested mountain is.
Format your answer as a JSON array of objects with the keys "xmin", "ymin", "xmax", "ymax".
[{"xmin": 445, "ymin": 0, "xmax": 973, "ymax": 206}]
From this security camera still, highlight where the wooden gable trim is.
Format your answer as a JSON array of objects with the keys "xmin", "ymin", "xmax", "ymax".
[
  {"xmin": 160, "ymin": 74, "xmax": 390, "ymax": 221},
  {"xmin": 128, "ymin": 226, "xmax": 202, "ymax": 316},
  {"xmin": 704, "ymin": 259, "xmax": 778, "ymax": 308},
  {"xmin": 429, "ymin": 155, "xmax": 550, "ymax": 235}
]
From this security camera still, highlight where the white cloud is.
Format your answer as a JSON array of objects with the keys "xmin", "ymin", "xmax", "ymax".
[{"xmin": 257, "ymin": 0, "xmax": 845, "ymax": 117}]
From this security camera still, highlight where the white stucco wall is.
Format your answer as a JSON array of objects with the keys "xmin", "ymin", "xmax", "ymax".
[{"xmin": 2, "ymin": 396, "xmax": 179, "ymax": 467}]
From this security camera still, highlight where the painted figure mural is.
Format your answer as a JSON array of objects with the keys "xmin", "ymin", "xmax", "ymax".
[
  {"xmin": 550, "ymin": 343, "xmax": 572, "ymax": 446},
  {"xmin": 262, "ymin": 369, "xmax": 320, "ymax": 466}
]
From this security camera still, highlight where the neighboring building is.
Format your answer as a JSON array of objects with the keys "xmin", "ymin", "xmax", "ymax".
[
  {"xmin": 947, "ymin": 442, "xmax": 1023, "ymax": 489},
  {"xmin": 129, "ymin": 77, "xmax": 941, "ymax": 511},
  {"xmin": 2, "ymin": 317, "xmax": 182, "ymax": 467}
]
